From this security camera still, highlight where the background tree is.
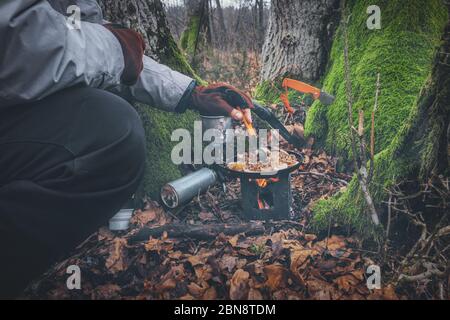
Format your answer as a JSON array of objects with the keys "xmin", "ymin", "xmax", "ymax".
[
  {"xmin": 260, "ymin": 0, "xmax": 340, "ymax": 82},
  {"xmin": 214, "ymin": 0, "xmax": 228, "ymax": 49},
  {"xmin": 165, "ymin": 0, "xmax": 268, "ymax": 91},
  {"xmin": 99, "ymin": 0, "xmax": 199, "ymax": 199},
  {"xmin": 180, "ymin": 0, "xmax": 211, "ymax": 63},
  {"xmin": 254, "ymin": 0, "xmax": 265, "ymax": 48}
]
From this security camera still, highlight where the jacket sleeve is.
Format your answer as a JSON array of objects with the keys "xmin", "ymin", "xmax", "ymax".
[
  {"xmin": 0, "ymin": 0, "xmax": 125, "ymax": 107},
  {"xmin": 124, "ymin": 56, "xmax": 196, "ymax": 113}
]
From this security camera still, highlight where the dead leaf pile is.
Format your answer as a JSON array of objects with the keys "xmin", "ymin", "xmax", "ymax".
[
  {"xmin": 22, "ymin": 148, "xmax": 400, "ymax": 301},
  {"xmin": 24, "ymin": 216, "xmax": 398, "ymax": 300}
]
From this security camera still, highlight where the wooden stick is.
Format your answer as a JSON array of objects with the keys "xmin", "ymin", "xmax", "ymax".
[
  {"xmin": 342, "ymin": 1, "xmax": 379, "ymax": 226},
  {"xmin": 129, "ymin": 222, "xmax": 266, "ymax": 243},
  {"xmin": 368, "ymin": 73, "xmax": 380, "ymax": 183}
]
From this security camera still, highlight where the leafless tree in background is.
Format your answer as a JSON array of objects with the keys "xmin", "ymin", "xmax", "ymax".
[
  {"xmin": 163, "ymin": 0, "xmax": 269, "ymax": 89},
  {"xmin": 165, "ymin": 0, "xmax": 269, "ymax": 53},
  {"xmin": 180, "ymin": 0, "xmax": 211, "ymax": 60}
]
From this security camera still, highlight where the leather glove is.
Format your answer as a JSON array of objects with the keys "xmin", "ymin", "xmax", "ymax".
[
  {"xmin": 190, "ymin": 83, "xmax": 254, "ymax": 123},
  {"xmin": 104, "ymin": 24, "xmax": 145, "ymax": 86}
]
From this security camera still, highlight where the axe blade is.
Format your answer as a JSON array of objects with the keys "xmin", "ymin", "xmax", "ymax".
[{"xmin": 319, "ymin": 91, "xmax": 336, "ymax": 105}]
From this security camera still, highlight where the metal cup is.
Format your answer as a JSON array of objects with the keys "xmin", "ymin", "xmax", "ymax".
[
  {"xmin": 200, "ymin": 115, "xmax": 232, "ymax": 134},
  {"xmin": 109, "ymin": 208, "xmax": 134, "ymax": 231},
  {"xmin": 201, "ymin": 116, "xmax": 234, "ymax": 154}
]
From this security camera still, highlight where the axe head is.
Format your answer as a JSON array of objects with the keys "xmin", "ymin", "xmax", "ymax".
[{"xmin": 319, "ymin": 91, "xmax": 335, "ymax": 105}]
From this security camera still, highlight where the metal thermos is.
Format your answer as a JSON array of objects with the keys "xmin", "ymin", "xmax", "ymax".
[
  {"xmin": 160, "ymin": 116, "xmax": 230, "ymax": 209},
  {"xmin": 161, "ymin": 168, "xmax": 218, "ymax": 209}
]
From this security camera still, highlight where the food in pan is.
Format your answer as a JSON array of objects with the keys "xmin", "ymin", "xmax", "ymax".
[{"xmin": 227, "ymin": 149, "xmax": 297, "ymax": 173}]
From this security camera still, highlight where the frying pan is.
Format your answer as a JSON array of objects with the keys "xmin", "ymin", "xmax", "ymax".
[{"xmin": 214, "ymin": 150, "xmax": 303, "ymax": 179}]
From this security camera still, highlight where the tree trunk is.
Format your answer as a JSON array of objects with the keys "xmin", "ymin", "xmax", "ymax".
[
  {"xmin": 312, "ymin": 3, "xmax": 449, "ymax": 237},
  {"xmin": 215, "ymin": 0, "xmax": 228, "ymax": 49},
  {"xmin": 180, "ymin": 0, "xmax": 210, "ymax": 60},
  {"xmin": 255, "ymin": 0, "xmax": 265, "ymax": 49},
  {"xmin": 260, "ymin": 0, "xmax": 340, "ymax": 82},
  {"xmin": 99, "ymin": 0, "xmax": 199, "ymax": 199},
  {"xmin": 396, "ymin": 14, "xmax": 450, "ymax": 179}
]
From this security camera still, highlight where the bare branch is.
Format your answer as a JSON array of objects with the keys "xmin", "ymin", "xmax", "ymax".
[
  {"xmin": 399, "ymin": 262, "xmax": 446, "ymax": 283},
  {"xmin": 341, "ymin": 0, "xmax": 379, "ymax": 226}
]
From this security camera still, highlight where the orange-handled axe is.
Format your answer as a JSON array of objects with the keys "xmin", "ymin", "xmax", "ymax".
[{"xmin": 281, "ymin": 78, "xmax": 335, "ymax": 114}]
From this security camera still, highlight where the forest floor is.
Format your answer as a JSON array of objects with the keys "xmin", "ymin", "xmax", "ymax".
[
  {"xmin": 25, "ymin": 148, "xmax": 400, "ymax": 300},
  {"xmin": 23, "ymin": 101, "xmax": 404, "ymax": 301}
]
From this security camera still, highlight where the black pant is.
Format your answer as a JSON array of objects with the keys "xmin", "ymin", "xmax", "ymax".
[{"xmin": 0, "ymin": 87, "xmax": 146, "ymax": 298}]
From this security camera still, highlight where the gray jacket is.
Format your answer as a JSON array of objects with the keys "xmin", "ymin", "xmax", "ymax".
[{"xmin": 0, "ymin": 0, "xmax": 194, "ymax": 112}]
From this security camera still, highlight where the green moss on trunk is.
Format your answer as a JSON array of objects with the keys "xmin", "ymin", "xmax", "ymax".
[
  {"xmin": 180, "ymin": 16, "xmax": 201, "ymax": 56},
  {"xmin": 237, "ymin": 0, "xmax": 448, "ymax": 239},
  {"xmin": 311, "ymin": 3, "xmax": 449, "ymax": 238},
  {"xmin": 304, "ymin": 0, "xmax": 447, "ymax": 159},
  {"xmin": 135, "ymin": 106, "xmax": 197, "ymax": 199}
]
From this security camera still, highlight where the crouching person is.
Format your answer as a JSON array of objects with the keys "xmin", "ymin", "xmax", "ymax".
[{"xmin": 0, "ymin": 0, "xmax": 253, "ymax": 298}]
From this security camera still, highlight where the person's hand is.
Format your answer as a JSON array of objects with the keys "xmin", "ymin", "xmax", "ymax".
[
  {"xmin": 190, "ymin": 83, "xmax": 254, "ymax": 123},
  {"xmin": 104, "ymin": 24, "xmax": 146, "ymax": 86}
]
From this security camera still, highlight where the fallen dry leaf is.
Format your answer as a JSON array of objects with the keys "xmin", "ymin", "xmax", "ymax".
[
  {"xmin": 307, "ymin": 278, "xmax": 338, "ymax": 300},
  {"xmin": 229, "ymin": 269, "xmax": 250, "ymax": 300},
  {"xmin": 131, "ymin": 209, "xmax": 157, "ymax": 226},
  {"xmin": 144, "ymin": 238, "xmax": 174, "ymax": 253},
  {"xmin": 187, "ymin": 282, "xmax": 208, "ymax": 297},
  {"xmin": 351, "ymin": 269, "xmax": 365, "ymax": 281},
  {"xmin": 194, "ymin": 265, "xmax": 213, "ymax": 282},
  {"xmin": 264, "ymin": 264, "xmax": 288, "ymax": 291},
  {"xmin": 105, "ymin": 238, "xmax": 128, "ymax": 273},
  {"xmin": 155, "ymin": 278, "xmax": 177, "ymax": 292},
  {"xmin": 367, "ymin": 285, "xmax": 399, "ymax": 300},
  {"xmin": 248, "ymin": 288, "xmax": 263, "ymax": 300},
  {"xmin": 188, "ymin": 251, "xmax": 212, "ymax": 267},
  {"xmin": 228, "ymin": 234, "xmax": 240, "ymax": 247},
  {"xmin": 202, "ymin": 287, "xmax": 217, "ymax": 300},
  {"xmin": 155, "ymin": 265, "xmax": 186, "ymax": 293},
  {"xmin": 316, "ymin": 235, "xmax": 346, "ymax": 251},
  {"xmin": 98, "ymin": 227, "xmax": 114, "ymax": 242},
  {"xmin": 219, "ymin": 255, "xmax": 238, "ymax": 272},
  {"xmin": 304, "ymin": 234, "xmax": 317, "ymax": 242},
  {"xmin": 91, "ymin": 284, "xmax": 121, "ymax": 300},
  {"xmin": 168, "ymin": 251, "xmax": 183, "ymax": 260},
  {"xmin": 334, "ymin": 274, "xmax": 361, "ymax": 293},
  {"xmin": 290, "ymin": 249, "xmax": 320, "ymax": 275}
]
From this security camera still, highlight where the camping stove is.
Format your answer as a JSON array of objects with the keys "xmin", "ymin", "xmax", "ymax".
[
  {"xmin": 216, "ymin": 156, "xmax": 300, "ymax": 221},
  {"xmin": 240, "ymin": 172, "xmax": 293, "ymax": 220}
]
